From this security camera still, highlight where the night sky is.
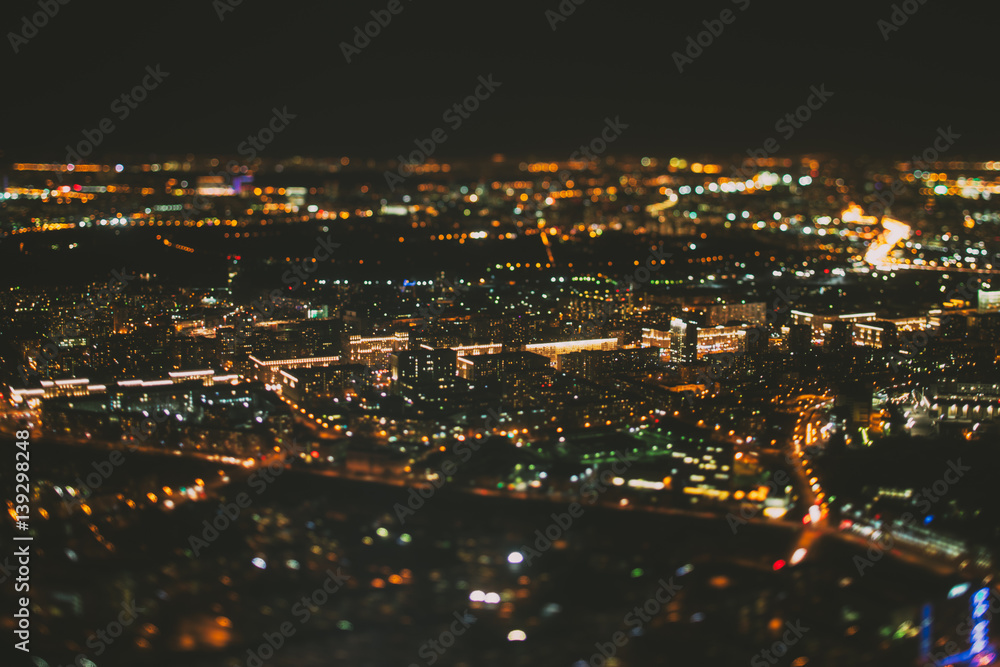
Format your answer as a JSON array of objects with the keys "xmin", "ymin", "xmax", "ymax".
[{"xmin": 4, "ymin": 0, "xmax": 999, "ymax": 161}]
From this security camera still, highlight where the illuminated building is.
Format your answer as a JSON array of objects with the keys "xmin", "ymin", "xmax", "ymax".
[
  {"xmin": 306, "ymin": 306, "xmax": 329, "ymax": 319},
  {"xmin": 928, "ymin": 383, "xmax": 1000, "ymax": 423},
  {"xmin": 790, "ymin": 310, "xmax": 877, "ymax": 334},
  {"xmin": 457, "ymin": 351, "xmax": 550, "ymax": 406},
  {"xmin": 524, "ymin": 337, "xmax": 618, "ymax": 366},
  {"xmin": 979, "ymin": 288, "xmax": 1000, "ymax": 314},
  {"xmin": 558, "ymin": 347, "xmax": 659, "ymax": 380},
  {"xmin": 669, "ymin": 318, "xmax": 699, "ymax": 366},
  {"xmin": 391, "ymin": 348, "xmax": 457, "ymax": 390},
  {"xmin": 9, "ymin": 370, "xmax": 241, "ymax": 405},
  {"xmin": 703, "ymin": 302, "xmax": 766, "ymax": 326},
  {"xmin": 644, "ymin": 422, "xmax": 734, "ymax": 500},
  {"xmin": 343, "ymin": 332, "xmax": 409, "ymax": 370},
  {"xmin": 696, "ymin": 326, "xmax": 746, "ymax": 358},
  {"xmin": 889, "ymin": 316, "xmax": 931, "ymax": 332},
  {"xmin": 219, "ymin": 320, "xmax": 254, "ymax": 371},
  {"xmin": 434, "ymin": 342, "xmax": 502, "ymax": 357},
  {"xmin": 42, "ymin": 379, "xmax": 282, "ymax": 455},
  {"xmin": 744, "ymin": 326, "xmax": 769, "ymax": 356},
  {"xmin": 248, "ymin": 354, "xmax": 342, "ymax": 385},
  {"xmin": 853, "ymin": 321, "xmax": 898, "ymax": 350},
  {"xmin": 787, "ymin": 324, "xmax": 812, "ymax": 353},
  {"xmin": 457, "ymin": 351, "xmax": 549, "ymax": 383},
  {"xmin": 825, "ymin": 321, "xmax": 853, "ymax": 351},
  {"xmin": 279, "ymin": 364, "xmax": 370, "ymax": 403},
  {"xmin": 641, "ymin": 328, "xmax": 671, "ymax": 357}
]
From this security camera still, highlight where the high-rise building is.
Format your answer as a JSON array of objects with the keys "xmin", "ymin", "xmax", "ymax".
[
  {"xmin": 390, "ymin": 348, "xmax": 457, "ymax": 390},
  {"xmin": 559, "ymin": 347, "xmax": 659, "ymax": 380},
  {"xmin": 787, "ymin": 324, "xmax": 812, "ymax": 353},
  {"xmin": 670, "ymin": 318, "xmax": 699, "ymax": 366}
]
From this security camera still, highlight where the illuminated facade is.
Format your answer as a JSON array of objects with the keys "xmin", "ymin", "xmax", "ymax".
[
  {"xmin": 979, "ymin": 288, "xmax": 1000, "ymax": 313},
  {"xmin": 790, "ymin": 310, "xmax": 876, "ymax": 333},
  {"xmin": 703, "ymin": 302, "xmax": 766, "ymax": 326},
  {"xmin": 279, "ymin": 364, "xmax": 370, "ymax": 403},
  {"xmin": 928, "ymin": 383, "xmax": 1000, "ymax": 423},
  {"xmin": 558, "ymin": 347, "xmax": 659, "ymax": 379},
  {"xmin": 248, "ymin": 354, "xmax": 342, "ymax": 385},
  {"xmin": 524, "ymin": 337, "xmax": 618, "ymax": 366},
  {"xmin": 343, "ymin": 332, "xmax": 409, "ymax": 369},
  {"xmin": 9, "ymin": 370, "xmax": 240, "ymax": 405},
  {"xmin": 669, "ymin": 318, "xmax": 699, "ymax": 366},
  {"xmin": 391, "ymin": 348, "xmax": 457, "ymax": 390},
  {"xmin": 853, "ymin": 321, "xmax": 898, "ymax": 349},
  {"xmin": 696, "ymin": 326, "xmax": 746, "ymax": 358},
  {"xmin": 641, "ymin": 328, "xmax": 670, "ymax": 351}
]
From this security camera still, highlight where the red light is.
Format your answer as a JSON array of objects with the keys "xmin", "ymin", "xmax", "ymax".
[
  {"xmin": 235, "ymin": 255, "xmax": 241, "ymax": 260},
  {"xmin": 311, "ymin": 451, "xmax": 319, "ymax": 458},
  {"xmin": 773, "ymin": 560, "xmax": 786, "ymax": 571},
  {"xmin": 802, "ymin": 515, "xmax": 810, "ymax": 524}
]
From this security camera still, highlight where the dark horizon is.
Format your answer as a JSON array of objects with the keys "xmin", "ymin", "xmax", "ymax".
[{"xmin": 4, "ymin": 0, "xmax": 1000, "ymax": 161}]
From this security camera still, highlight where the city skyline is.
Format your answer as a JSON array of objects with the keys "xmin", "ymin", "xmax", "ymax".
[{"xmin": 5, "ymin": 1, "xmax": 1000, "ymax": 666}]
